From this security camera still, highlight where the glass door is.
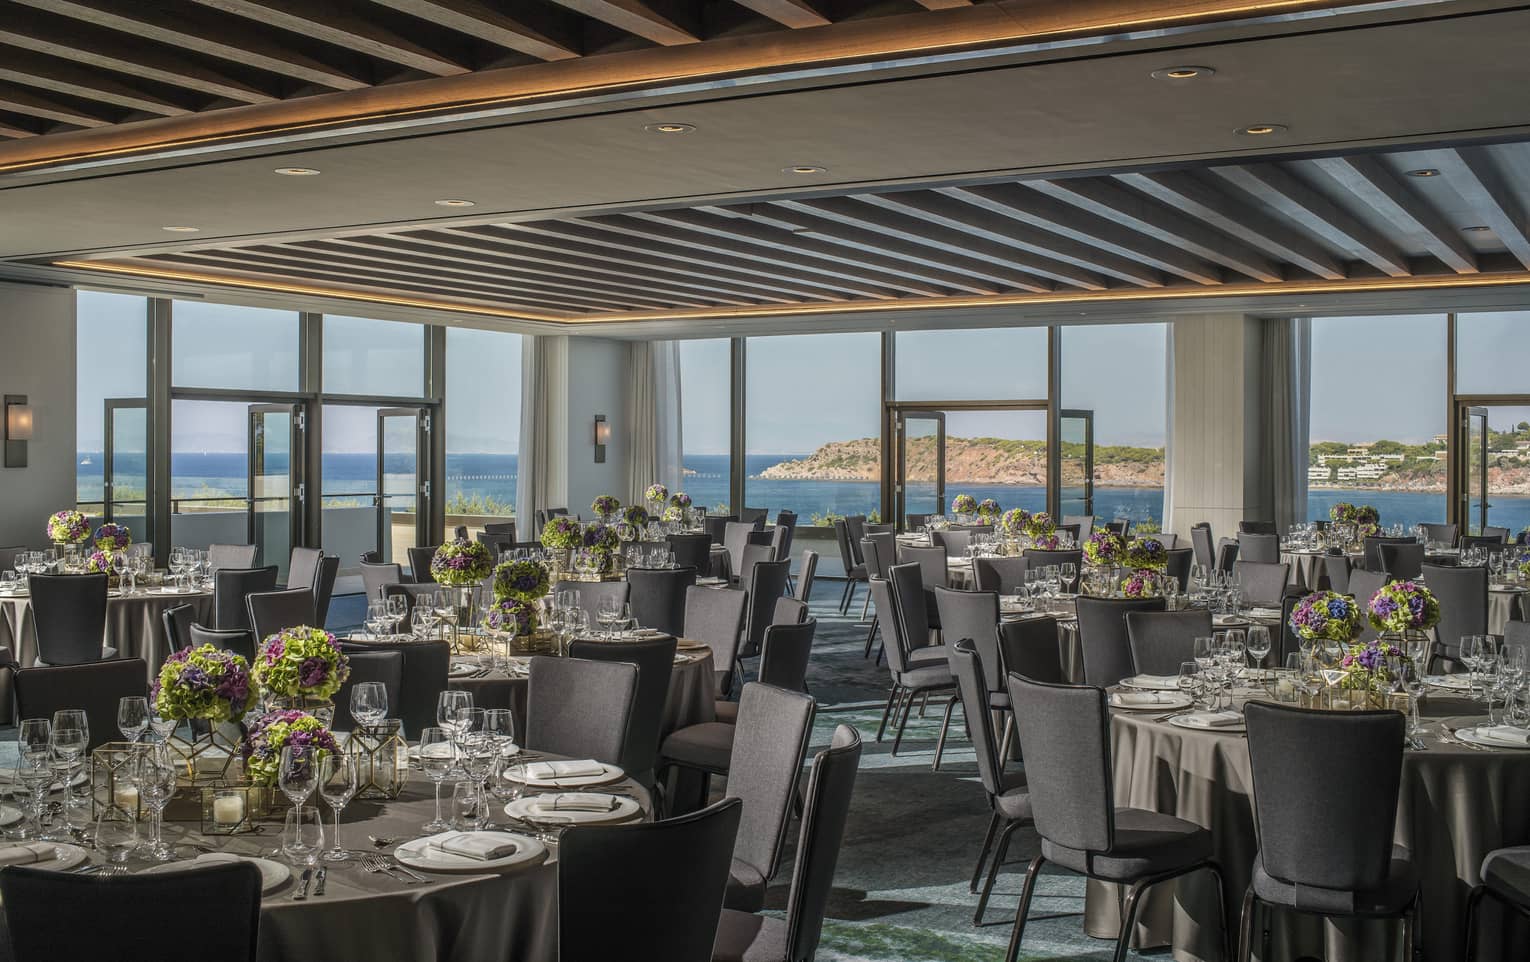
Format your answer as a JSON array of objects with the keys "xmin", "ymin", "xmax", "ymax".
[
  {"xmin": 247, "ymin": 404, "xmax": 304, "ymax": 572},
  {"xmin": 1058, "ymin": 409, "xmax": 1095, "ymax": 520},
  {"xmin": 895, "ymin": 411, "xmax": 945, "ymax": 529},
  {"xmin": 1459, "ymin": 406, "xmax": 1489, "ymax": 535},
  {"xmin": 103, "ymin": 399, "xmax": 150, "ymax": 544},
  {"xmin": 377, "ymin": 408, "xmax": 427, "ymax": 565}
]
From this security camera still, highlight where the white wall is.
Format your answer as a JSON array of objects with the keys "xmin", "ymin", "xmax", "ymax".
[
  {"xmin": 563, "ymin": 338, "xmax": 630, "ymax": 515},
  {"xmin": 0, "ymin": 282, "xmax": 76, "ymax": 548}
]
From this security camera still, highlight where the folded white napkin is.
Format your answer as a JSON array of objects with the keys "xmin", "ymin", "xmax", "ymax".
[
  {"xmin": 0, "ymin": 843, "xmax": 55, "ymax": 867},
  {"xmin": 1182, "ymin": 711, "xmax": 1244, "ymax": 729},
  {"xmin": 525, "ymin": 759, "xmax": 604, "ymax": 780},
  {"xmin": 1249, "ymin": 607, "xmax": 1282, "ymax": 618},
  {"xmin": 1475, "ymin": 725, "xmax": 1530, "ymax": 746},
  {"xmin": 426, "ymin": 832, "xmax": 520, "ymax": 861},
  {"xmin": 1110, "ymin": 691, "xmax": 1178, "ymax": 708},
  {"xmin": 1128, "ymin": 674, "xmax": 1181, "ymax": 689},
  {"xmin": 529, "ymin": 793, "xmax": 619, "ymax": 814},
  {"xmin": 1213, "ymin": 615, "xmax": 1247, "ymax": 625}
]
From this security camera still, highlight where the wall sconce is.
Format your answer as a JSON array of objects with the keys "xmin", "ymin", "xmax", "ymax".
[
  {"xmin": 593, "ymin": 415, "xmax": 609, "ymax": 464},
  {"xmin": 4, "ymin": 395, "xmax": 31, "ymax": 468}
]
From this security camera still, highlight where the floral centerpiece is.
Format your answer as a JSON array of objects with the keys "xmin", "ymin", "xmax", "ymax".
[
  {"xmin": 977, "ymin": 498, "xmax": 1001, "ymax": 522},
  {"xmin": 1355, "ymin": 505, "xmax": 1380, "ymax": 527},
  {"xmin": 669, "ymin": 492, "xmax": 692, "ymax": 510},
  {"xmin": 1120, "ymin": 570, "xmax": 1159, "ymax": 598},
  {"xmin": 94, "ymin": 522, "xmax": 132, "ymax": 552},
  {"xmin": 541, "ymin": 515, "xmax": 583, "ymax": 551},
  {"xmin": 1330, "ymin": 502, "xmax": 1358, "ymax": 524},
  {"xmin": 1517, "ymin": 549, "xmax": 1530, "ymax": 580},
  {"xmin": 240, "ymin": 709, "xmax": 338, "ymax": 788},
  {"xmin": 85, "ymin": 549, "xmax": 115, "ymax": 576},
  {"xmin": 1031, "ymin": 533, "xmax": 1062, "ymax": 550},
  {"xmin": 1124, "ymin": 537, "xmax": 1167, "ymax": 571},
  {"xmin": 1024, "ymin": 512, "xmax": 1055, "ymax": 540},
  {"xmin": 950, "ymin": 494, "xmax": 978, "ymax": 517},
  {"xmin": 483, "ymin": 597, "xmax": 538, "ymax": 637},
  {"xmin": 1288, "ymin": 591, "xmax": 1363, "ymax": 645},
  {"xmin": 1000, "ymin": 508, "xmax": 1031, "ymax": 537},
  {"xmin": 46, "ymin": 509, "xmax": 90, "ymax": 545},
  {"xmin": 252, "ymin": 626, "xmax": 350, "ymax": 715},
  {"xmin": 584, "ymin": 521, "xmax": 619, "ymax": 557},
  {"xmin": 1367, "ymin": 580, "xmax": 1440, "ymax": 635},
  {"xmin": 491, "ymin": 558, "xmax": 549, "ymax": 603},
  {"xmin": 153, "ymin": 644, "xmax": 254, "ymax": 723},
  {"xmin": 662, "ymin": 506, "xmax": 683, "ymax": 522},
  {"xmin": 623, "ymin": 505, "xmax": 650, "ymax": 528},
  {"xmin": 1083, "ymin": 530, "xmax": 1125, "ymax": 567},
  {"xmin": 590, "ymin": 495, "xmax": 622, "ymax": 522},
  {"xmin": 1336, "ymin": 637, "xmax": 1406, "ymax": 694},
  {"xmin": 645, "ymin": 483, "xmax": 668, "ymax": 513},
  {"xmin": 430, "ymin": 538, "xmax": 492, "ymax": 586}
]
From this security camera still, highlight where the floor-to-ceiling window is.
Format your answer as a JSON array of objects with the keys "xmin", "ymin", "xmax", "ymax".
[
  {"xmin": 444, "ymin": 328, "xmax": 521, "ymax": 540},
  {"xmin": 1454, "ymin": 311, "xmax": 1530, "ymax": 535},
  {"xmin": 75, "ymin": 292, "xmax": 149, "ymax": 539},
  {"xmin": 678, "ymin": 339, "xmax": 732, "ymax": 514},
  {"xmin": 1306, "ymin": 314, "xmax": 1448, "ymax": 530}
]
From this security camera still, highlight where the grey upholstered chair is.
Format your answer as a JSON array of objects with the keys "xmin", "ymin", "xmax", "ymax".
[
  {"xmin": 793, "ymin": 549, "xmax": 818, "ymax": 603},
  {"xmin": 932, "ymin": 528, "xmax": 972, "ymax": 558},
  {"xmin": 212, "ymin": 565, "xmax": 278, "ymax": 631},
  {"xmin": 933, "ymin": 585, "xmax": 1001, "ymax": 771},
  {"xmin": 843, "ymin": 515, "xmax": 868, "ymax": 563},
  {"xmin": 1165, "ymin": 546, "xmax": 1193, "ymax": 591},
  {"xmin": 774, "ymin": 510, "xmax": 797, "ymax": 555},
  {"xmin": 950, "ymin": 640, "xmax": 1033, "ymax": 924},
  {"xmin": 161, "ymin": 603, "xmax": 196, "ymax": 654},
  {"xmin": 475, "ymin": 531, "xmax": 517, "ymax": 559},
  {"xmin": 895, "ymin": 542, "xmax": 948, "ymax": 594},
  {"xmin": 359, "ymin": 561, "xmax": 402, "ymax": 602},
  {"xmin": 1004, "ymin": 673, "xmax": 1226, "ymax": 962},
  {"xmin": 1277, "ymin": 592, "xmax": 1306, "ymax": 664},
  {"xmin": 1362, "ymin": 536, "xmax": 1414, "ymax": 572},
  {"xmin": 1468, "ymin": 840, "xmax": 1530, "ymax": 961},
  {"xmin": 735, "ymin": 543, "xmax": 774, "ymax": 594},
  {"xmin": 339, "ymin": 637, "xmax": 448, "ymax": 740},
  {"xmin": 1190, "ymin": 523, "xmax": 1216, "ymax": 571},
  {"xmin": 560, "ymin": 797, "xmax": 741, "ymax": 962},
  {"xmin": 1237, "ymin": 532, "xmax": 1280, "ymax": 565},
  {"xmin": 483, "ymin": 519, "xmax": 516, "ymax": 537},
  {"xmin": 13, "ymin": 657, "xmax": 147, "ymax": 752},
  {"xmin": 739, "ymin": 507, "xmax": 769, "ymax": 527},
  {"xmin": 1233, "ymin": 560, "xmax": 1291, "ymax": 608},
  {"xmin": 627, "ymin": 566, "xmax": 696, "ymax": 637},
  {"xmin": 189, "ymin": 624, "xmax": 255, "ymax": 664},
  {"xmin": 667, "ymin": 533, "xmax": 713, "ymax": 576},
  {"xmin": 1348, "ymin": 569, "xmax": 1387, "ymax": 643},
  {"xmin": 29, "ymin": 573, "xmax": 112, "ymax": 666},
  {"xmin": 568, "ymin": 637, "xmax": 677, "ymax": 788},
  {"xmin": 905, "ymin": 513, "xmax": 931, "ymax": 531},
  {"xmin": 773, "ymin": 596, "xmax": 807, "ymax": 625},
  {"xmin": 1420, "ymin": 522, "xmax": 1458, "ymax": 546},
  {"xmin": 330, "ymin": 650, "xmax": 404, "ymax": 733},
  {"xmin": 1324, "ymin": 554, "xmax": 1353, "ymax": 594},
  {"xmin": 1483, "ymin": 525, "xmax": 1512, "ymax": 542},
  {"xmin": 1216, "ymin": 540, "xmax": 1240, "ymax": 573},
  {"xmin": 724, "ymin": 522, "xmax": 756, "ymax": 583},
  {"xmin": 721, "ymin": 683, "xmax": 817, "ymax": 913},
  {"xmin": 1240, "ymin": 702, "xmax": 1415, "ymax": 961},
  {"xmin": 1461, "ymin": 533, "xmax": 1508, "ymax": 551},
  {"xmin": 287, "ymin": 546, "xmax": 322, "ymax": 592},
  {"xmin": 1022, "ymin": 548, "xmax": 1085, "ymax": 571},
  {"xmin": 973, "ymin": 556, "xmax": 1028, "ymax": 594},
  {"xmin": 832, "ymin": 519, "xmax": 868, "ymax": 616},
  {"xmin": 739, "ymin": 558, "xmax": 791, "ymax": 661},
  {"xmin": 1104, "ymin": 519, "xmax": 1130, "ymax": 538},
  {"xmin": 1422, "ymin": 562, "xmax": 1485, "ymax": 672},
  {"xmin": 755, "ymin": 618, "xmax": 815, "ymax": 694},
  {"xmin": 407, "ymin": 545, "xmax": 437, "ymax": 584},
  {"xmin": 312, "ymin": 555, "xmax": 339, "ymax": 626},
  {"xmin": 1377, "ymin": 542, "xmax": 1425, "ymax": 580},
  {"xmin": 686, "ymin": 585, "xmax": 748, "ymax": 699},
  {"xmin": 874, "ymin": 572, "xmax": 956, "ymax": 756},
  {"xmin": 1062, "ymin": 515, "xmax": 1095, "ymax": 538},
  {"xmin": 206, "ymin": 543, "xmax": 258, "ymax": 570},
  {"xmin": 245, "ymin": 587, "xmax": 316, "ymax": 643},
  {"xmin": 861, "ymin": 532, "xmax": 896, "ymax": 580},
  {"xmin": 1075, "ymin": 595, "xmax": 1166, "ymax": 687},
  {"xmin": 711, "ymin": 724, "xmax": 862, "ymax": 962},
  {"xmin": 1238, "ymin": 520, "xmax": 1278, "ymax": 536},
  {"xmin": 703, "ymin": 515, "xmax": 734, "ymax": 546},
  {"xmin": 553, "ymin": 579, "xmax": 631, "ymax": 624},
  {"xmin": 1156, "ymin": 533, "xmax": 1179, "ymax": 549},
  {"xmin": 1126, "ymin": 609, "xmax": 1214, "ymax": 676},
  {"xmin": 525, "ymin": 655, "xmax": 638, "ymax": 767}
]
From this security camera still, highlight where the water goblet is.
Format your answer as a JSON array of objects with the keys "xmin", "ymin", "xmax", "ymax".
[
  {"xmin": 365, "ymin": 601, "xmax": 389, "ymax": 640},
  {"xmin": 350, "ymin": 681, "xmax": 388, "ymax": 730},
  {"xmin": 282, "ymin": 805, "xmax": 325, "ymax": 871},
  {"xmin": 136, "ymin": 744, "xmax": 178, "ymax": 860},
  {"xmin": 318, "ymin": 753, "xmax": 357, "ymax": 861},
  {"xmin": 278, "ymin": 744, "xmax": 320, "ymax": 809},
  {"xmin": 94, "ymin": 808, "xmax": 139, "ymax": 864},
  {"xmin": 1177, "ymin": 661, "xmax": 1202, "ymax": 709},
  {"xmin": 437, "ymin": 690, "xmax": 473, "ymax": 737},
  {"xmin": 418, "ymin": 727, "xmax": 455, "ymax": 832},
  {"xmin": 117, "ymin": 695, "xmax": 149, "ymax": 743},
  {"xmin": 1245, "ymin": 626, "xmax": 1272, "ymax": 680},
  {"xmin": 484, "ymin": 709, "xmax": 517, "ymax": 753},
  {"xmin": 13, "ymin": 752, "xmax": 52, "ymax": 839}
]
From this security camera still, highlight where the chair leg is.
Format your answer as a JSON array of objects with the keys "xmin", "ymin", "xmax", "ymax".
[
  {"xmin": 1205, "ymin": 862, "xmax": 1230, "ymax": 962},
  {"xmin": 919, "ymin": 692, "xmax": 929, "ymax": 717},
  {"xmin": 998, "ymin": 713, "xmax": 1014, "ymax": 766},
  {"xmin": 933, "ymin": 695, "xmax": 958, "ymax": 771},
  {"xmin": 838, "ymin": 580, "xmax": 852, "ymax": 615},
  {"xmin": 975, "ymin": 818, "xmax": 1021, "ymax": 925},
  {"xmin": 877, "ymin": 685, "xmax": 902, "ymax": 742},
  {"xmin": 860, "ymin": 583, "xmax": 872, "ymax": 620},
  {"xmin": 875, "ymin": 641, "xmax": 884, "ymax": 667},
  {"xmin": 1465, "ymin": 886, "xmax": 1489, "ymax": 962},
  {"xmin": 1112, "ymin": 877, "xmax": 1153, "ymax": 962},
  {"xmin": 1236, "ymin": 886, "xmax": 1257, "ymax": 962},
  {"xmin": 891, "ymin": 687, "xmax": 916, "ymax": 756},
  {"xmin": 864, "ymin": 618, "xmax": 878, "ymax": 658},
  {"xmin": 970, "ymin": 811, "xmax": 1000, "ymax": 894},
  {"xmin": 1005, "ymin": 855, "xmax": 1046, "ymax": 962}
]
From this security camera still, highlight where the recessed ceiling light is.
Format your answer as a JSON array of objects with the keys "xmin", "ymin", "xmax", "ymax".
[
  {"xmin": 161, "ymin": 225, "xmax": 200, "ymax": 233},
  {"xmin": 1151, "ymin": 65, "xmax": 1215, "ymax": 81},
  {"xmin": 273, "ymin": 166, "xmax": 320, "ymax": 176},
  {"xmin": 1236, "ymin": 123, "xmax": 1287, "ymax": 136},
  {"xmin": 1463, "ymin": 225, "xmax": 1493, "ymax": 232},
  {"xmin": 434, "ymin": 199, "xmax": 475, "ymax": 207},
  {"xmin": 784, "ymin": 165, "xmax": 827, "ymax": 175},
  {"xmin": 1406, "ymin": 168, "xmax": 1440, "ymax": 178},
  {"xmin": 644, "ymin": 122, "xmax": 695, "ymax": 134}
]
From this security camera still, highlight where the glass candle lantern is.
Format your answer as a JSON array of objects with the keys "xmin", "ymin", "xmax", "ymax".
[{"xmin": 345, "ymin": 720, "xmax": 409, "ymax": 800}]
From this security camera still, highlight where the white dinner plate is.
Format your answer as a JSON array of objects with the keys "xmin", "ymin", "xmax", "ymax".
[
  {"xmin": 409, "ymin": 742, "xmax": 520, "ymax": 760},
  {"xmin": 1119, "ymin": 675, "xmax": 1182, "ymax": 692},
  {"xmin": 1110, "ymin": 691, "xmax": 1192, "ymax": 711},
  {"xmin": 1168, "ymin": 712, "xmax": 1247, "ymax": 733},
  {"xmin": 447, "ymin": 662, "xmax": 481, "ymax": 678},
  {"xmin": 1457, "ymin": 727, "xmax": 1530, "ymax": 750},
  {"xmin": 1213, "ymin": 615, "xmax": 1251, "ymax": 627},
  {"xmin": 675, "ymin": 639, "xmax": 708, "ymax": 651},
  {"xmin": 504, "ymin": 793, "xmax": 641, "ymax": 825},
  {"xmin": 0, "ymin": 843, "xmax": 89, "ymax": 872},
  {"xmin": 673, "ymin": 652, "xmax": 703, "ymax": 665},
  {"xmin": 1426, "ymin": 674, "xmax": 1475, "ymax": 691},
  {"xmin": 502, "ymin": 762, "xmax": 625, "ymax": 788},
  {"xmin": 0, "ymin": 769, "xmax": 89, "ymax": 793},
  {"xmin": 141, "ymin": 854, "xmax": 291, "ymax": 893},
  {"xmin": 0, "ymin": 804, "xmax": 25, "ymax": 827},
  {"xmin": 395, "ymin": 832, "xmax": 547, "ymax": 873}
]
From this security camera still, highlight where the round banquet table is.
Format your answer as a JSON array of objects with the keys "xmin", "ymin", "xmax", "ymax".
[
  {"xmin": 1489, "ymin": 585, "xmax": 1525, "ymax": 635},
  {"xmin": 0, "ymin": 754, "xmax": 650, "ymax": 962},
  {"xmin": 1084, "ymin": 691, "xmax": 1530, "ymax": 962}
]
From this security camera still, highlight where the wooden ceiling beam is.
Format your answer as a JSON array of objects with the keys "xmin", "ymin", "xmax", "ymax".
[
  {"xmin": 189, "ymin": 0, "xmax": 468, "ymax": 76},
  {"xmin": 914, "ymin": 0, "xmax": 972, "ymax": 8},
  {"xmin": 367, "ymin": 0, "xmax": 579, "ymax": 61},
  {"xmin": 731, "ymin": 0, "xmax": 831, "ymax": 29},
  {"xmin": 1309, "ymin": 155, "xmax": 1478, "ymax": 274},
  {"xmin": 0, "ymin": 47, "xmax": 192, "ymax": 117},
  {"xmin": 0, "ymin": 122, "xmax": 37, "ymax": 139},
  {"xmin": 1212, "ymin": 163, "xmax": 1410, "ymax": 277},
  {"xmin": 0, "ymin": 86, "xmax": 111, "ymax": 127},
  {"xmin": 1116, "ymin": 169, "xmax": 1345, "ymax": 280},
  {"xmin": 540, "ymin": 1, "xmax": 699, "ymax": 46},
  {"xmin": 1431, "ymin": 147, "xmax": 1530, "ymax": 271},
  {"xmin": 13, "ymin": 0, "xmax": 369, "ymax": 91},
  {"xmin": 1029, "ymin": 176, "xmax": 1282, "ymax": 282}
]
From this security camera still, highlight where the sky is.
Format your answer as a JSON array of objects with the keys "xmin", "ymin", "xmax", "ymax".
[{"xmin": 1309, "ymin": 314, "xmax": 1447, "ymax": 443}]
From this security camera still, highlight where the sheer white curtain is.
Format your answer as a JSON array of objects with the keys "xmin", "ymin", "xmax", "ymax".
[
  {"xmin": 516, "ymin": 334, "xmax": 568, "ymax": 534},
  {"xmin": 624, "ymin": 340, "xmax": 683, "ymax": 504},
  {"xmin": 1261, "ymin": 317, "xmax": 1311, "ymax": 530}
]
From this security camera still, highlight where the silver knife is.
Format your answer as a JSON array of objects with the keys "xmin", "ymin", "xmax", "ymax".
[
  {"xmin": 312, "ymin": 866, "xmax": 327, "ymax": 896},
  {"xmin": 293, "ymin": 867, "xmax": 313, "ymax": 900}
]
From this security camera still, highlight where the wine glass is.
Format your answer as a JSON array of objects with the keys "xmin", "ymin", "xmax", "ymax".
[
  {"xmin": 350, "ymin": 682, "xmax": 388, "ymax": 729},
  {"xmin": 597, "ymin": 596, "xmax": 622, "ymax": 639},
  {"xmin": 117, "ymin": 696, "xmax": 149, "ymax": 743},
  {"xmin": 1192, "ymin": 636, "xmax": 1214, "ymax": 673},
  {"xmin": 282, "ymin": 806, "xmax": 325, "ymax": 871},
  {"xmin": 317, "ymin": 753, "xmax": 357, "ymax": 861},
  {"xmin": 1245, "ymin": 627, "xmax": 1271, "ymax": 678},
  {"xmin": 365, "ymin": 601, "xmax": 388, "ymax": 640},
  {"xmin": 109, "ymin": 550, "xmax": 129, "ymax": 592},
  {"xmin": 52, "ymin": 709, "xmax": 88, "ymax": 749},
  {"xmin": 453, "ymin": 707, "xmax": 486, "ymax": 738},
  {"xmin": 1177, "ymin": 661, "xmax": 1202, "ymax": 710},
  {"xmin": 458, "ymin": 733, "xmax": 497, "ymax": 829},
  {"xmin": 12, "ymin": 752, "xmax": 52, "ymax": 839},
  {"xmin": 137, "ymin": 744, "xmax": 178, "ymax": 861},
  {"xmin": 385, "ymin": 594, "xmax": 409, "ymax": 635},
  {"xmin": 484, "ymin": 709, "xmax": 517, "ymax": 753},
  {"xmin": 437, "ymin": 690, "xmax": 473, "ymax": 738},
  {"xmin": 1060, "ymin": 562, "xmax": 1077, "ymax": 594},
  {"xmin": 147, "ymin": 702, "xmax": 178, "ymax": 743},
  {"xmin": 47, "ymin": 725, "xmax": 86, "ymax": 835},
  {"xmin": 418, "ymin": 727, "xmax": 455, "ymax": 832},
  {"xmin": 278, "ymin": 744, "xmax": 320, "ymax": 809}
]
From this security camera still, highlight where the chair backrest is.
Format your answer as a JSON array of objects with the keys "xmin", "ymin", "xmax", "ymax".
[
  {"xmin": 1104, "ymin": 519, "xmax": 1130, "ymax": 538},
  {"xmin": 1505, "ymin": 621, "xmax": 1530, "ymax": 662},
  {"xmin": 768, "ymin": 525, "xmax": 789, "ymax": 561},
  {"xmin": 1324, "ymin": 554, "xmax": 1353, "ymax": 594},
  {"xmin": 905, "ymin": 513, "xmax": 931, "ymax": 531},
  {"xmin": 359, "ymin": 562, "xmax": 403, "ymax": 602},
  {"xmin": 886, "ymin": 563, "xmax": 932, "ymax": 661},
  {"xmin": 13, "ymin": 657, "xmax": 148, "ymax": 753},
  {"xmin": 972, "ymin": 555, "xmax": 1028, "ymax": 594},
  {"xmin": 311, "ymin": 555, "xmax": 339, "ymax": 626},
  {"xmin": 1215, "ymin": 539, "xmax": 1240, "ymax": 572},
  {"xmin": 1244, "ymin": 702, "xmax": 1404, "ymax": 896},
  {"xmin": 331, "ymin": 650, "xmax": 404, "ymax": 732},
  {"xmin": 1022, "ymin": 548, "xmax": 1085, "ymax": 571},
  {"xmin": 843, "ymin": 515, "xmax": 867, "ymax": 562},
  {"xmin": 703, "ymin": 515, "xmax": 734, "ymax": 545},
  {"xmin": 0, "ymin": 861, "xmax": 262, "ymax": 962},
  {"xmin": 741, "ymin": 558, "xmax": 791, "ymax": 659},
  {"xmin": 161, "ymin": 602, "xmax": 197, "ymax": 654},
  {"xmin": 206, "ymin": 543, "xmax": 258, "ymax": 570},
  {"xmin": 867, "ymin": 578, "xmax": 911, "ymax": 675},
  {"xmin": 931, "ymin": 528, "xmax": 972, "ymax": 558},
  {"xmin": 773, "ymin": 596, "xmax": 808, "ymax": 626},
  {"xmin": 1006, "ymin": 673, "xmax": 1114, "ymax": 852},
  {"xmin": 1156, "ymin": 533, "xmax": 1179, "ymax": 549},
  {"xmin": 1165, "ymin": 547, "xmax": 1193, "ymax": 591},
  {"xmin": 1347, "ymin": 569, "xmax": 1387, "ymax": 643},
  {"xmin": 567, "ymin": 637, "xmax": 676, "ymax": 783},
  {"xmin": 724, "ymin": 683, "xmax": 817, "ymax": 888},
  {"xmin": 1062, "ymin": 515, "xmax": 1095, "ymax": 539},
  {"xmin": 780, "ymin": 724, "xmax": 861, "ymax": 962},
  {"xmin": 559, "ymin": 797, "xmax": 741, "ymax": 962},
  {"xmin": 287, "ymin": 546, "xmax": 322, "ymax": 592},
  {"xmin": 1377, "ymin": 542, "xmax": 1425, "ymax": 580},
  {"xmin": 213, "ymin": 565, "xmax": 279, "ymax": 631},
  {"xmin": 1277, "ymin": 591, "xmax": 1307, "ymax": 664},
  {"xmin": 189, "ymin": 624, "xmax": 255, "ymax": 664},
  {"xmin": 1361, "ymin": 536, "xmax": 1413, "ymax": 572},
  {"xmin": 407, "ymin": 545, "xmax": 436, "ymax": 584},
  {"xmin": 1238, "ymin": 520, "xmax": 1278, "ymax": 536},
  {"xmin": 666, "ymin": 533, "xmax": 712, "ymax": 575},
  {"xmin": 28, "ymin": 573, "xmax": 108, "ymax": 665},
  {"xmin": 1075, "ymin": 595, "xmax": 1166, "ymax": 687},
  {"xmin": 1237, "ymin": 532, "xmax": 1280, "ymax": 564},
  {"xmin": 1190, "ymin": 523, "xmax": 1215, "ymax": 570},
  {"xmin": 626, "ymin": 566, "xmax": 696, "ymax": 637},
  {"xmin": 552, "ymin": 580, "xmax": 631, "ymax": 624},
  {"xmin": 737, "ymin": 542, "xmax": 774, "ymax": 591},
  {"xmin": 758, "ymin": 618, "xmax": 816, "ymax": 692},
  {"xmin": 951, "ymin": 640, "xmax": 1006, "ymax": 797},
  {"xmin": 1462, "ymin": 533, "xmax": 1507, "ymax": 550},
  {"xmin": 895, "ymin": 543, "xmax": 947, "ymax": 589},
  {"xmin": 1422, "ymin": 562, "xmax": 1486, "ymax": 662},
  {"xmin": 380, "ymin": 582, "xmax": 438, "ymax": 614},
  {"xmin": 1055, "ymin": 523, "xmax": 1081, "ymax": 544},
  {"xmin": 483, "ymin": 520, "xmax": 517, "ymax": 537},
  {"xmin": 245, "ymin": 587, "xmax": 316, "ymax": 643},
  {"xmin": 739, "ymin": 507, "xmax": 769, "ymax": 526},
  {"xmin": 1483, "ymin": 525, "xmax": 1511, "ymax": 542},
  {"xmin": 476, "ymin": 531, "xmax": 518, "ymax": 559},
  {"xmin": 861, "ymin": 532, "xmax": 896, "ymax": 580},
  {"xmin": 1234, "ymin": 560, "xmax": 1291, "ymax": 607},
  {"xmin": 794, "ymin": 549, "xmax": 819, "ymax": 602},
  {"xmin": 1126, "ymin": 609, "xmax": 1213, "ymax": 676},
  {"xmin": 340, "ymin": 638, "xmax": 448, "ymax": 739},
  {"xmin": 998, "ymin": 617, "xmax": 1066, "ymax": 684},
  {"xmin": 526, "ymin": 655, "xmax": 638, "ymax": 766},
  {"xmin": 724, "ymin": 522, "xmax": 756, "ymax": 577},
  {"xmin": 831, "ymin": 519, "xmax": 857, "ymax": 572},
  {"xmin": 684, "ymin": 584, "xmax": 747, "ymax": 670},
  {"xmin": 0, "ymin": 546, "xmax": 25, "ymax": 572},
  {"xmin": 1421, "ymin": 522, "xmax": 1458, "ymax": 546},
  {"xmin": 934, "ymin": 586, "xmax": 1001, "ymax": 692},
  {"xmin": 774, "ymin": 511, "xmax": 798, "ymax": 558}
]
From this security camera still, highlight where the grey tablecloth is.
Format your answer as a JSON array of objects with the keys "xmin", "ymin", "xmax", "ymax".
[
  {"xmin": 1085, "ymin": 694, "xmax": 1530, "ymax": 962},
  {"xmin": 1279, "ymin": 550, "xmax": 1327, "ymax": 590},
  {"xmin": 1490, "ymin": 588, "xmax": 1525, "ymax": 635}
]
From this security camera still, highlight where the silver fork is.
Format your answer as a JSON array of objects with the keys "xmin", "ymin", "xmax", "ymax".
[{"xmin": 362, "ymin": 854, "xmax": 419, "ymax": 884}]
